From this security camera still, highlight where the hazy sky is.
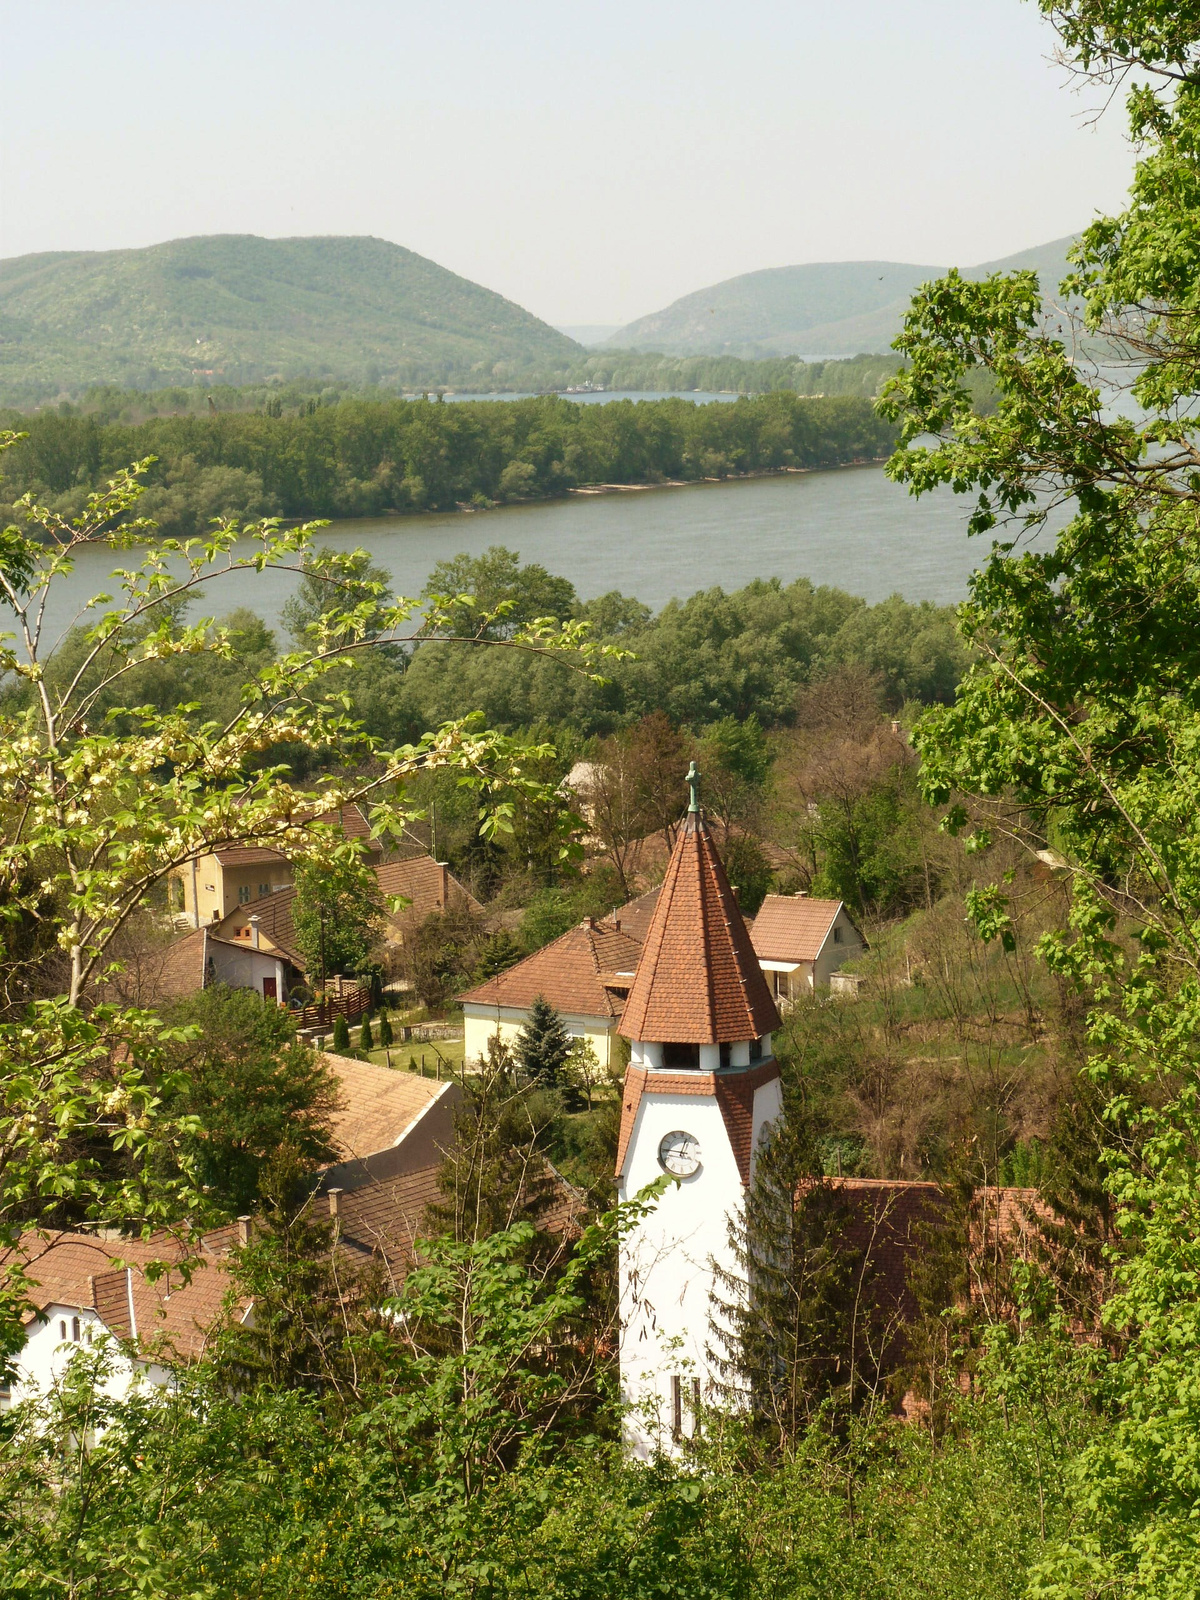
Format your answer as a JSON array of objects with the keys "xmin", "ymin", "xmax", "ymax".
[{"xmin": 2, "ymin": 0, "xmax": 1133, "ymax": 326}]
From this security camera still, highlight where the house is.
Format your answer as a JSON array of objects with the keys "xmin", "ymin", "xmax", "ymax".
[
  {"xmin": 153, "ymin": 922, "xmax": 302, "ymax": 1006},
  {"xmin": 0, "ymin": 1051, "xmax": 575, "ymax": 1409},
  {"xmin": 174, "ymin": 804, "xmax": 381, "ymax": 927},
  {"xmin": 318, "ymin": 1050, "xmax": 462, "ymax": 1189},
  {"xmin": 457, "ymin": 916, "xmax": 644, "ymax": 1069},
  {"xmin": 748, "ymin": 893, "xmax": 866, "ymax": 1004},
  {"xmin": 374, "ymin": 857, "xmax": 483, "ymax": 951},
  {"xmin": 0, "ymin": 1227, "xmax": 247, "ymax": 1410}
]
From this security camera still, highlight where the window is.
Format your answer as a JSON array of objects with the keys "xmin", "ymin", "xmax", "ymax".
[
  {"xmin": 238, "ymin": 885, "xmax": 252, "ymax": 905},
  {"xmin": 71, "ymin": 1316, "xmax": 80, "ymax": 1343},
  {"xmin": 719, "ymin": 1042, "xmax": 731, "ymax": 1069},
  {"xmin": 59, "ymin": 1319, "xmax": 67, "ymax": 1341},
  {"xmin": 258, "ymin": 882, "xmax": 271, "ymax": 897},
  {"xmin": 833, "ymin": 925, "xmax": 844, "ymax": 944},
  {"xmin": 663, "ymin": 1042, "xmax": 700, "ymax": 1069},
  {"xmin": 750, "ymin": 1037, "xmax": 763, "ymax": 1062}
]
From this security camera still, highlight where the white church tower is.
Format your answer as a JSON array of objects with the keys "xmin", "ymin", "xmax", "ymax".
[{"xmin": 616, "ymin": 764, "xmax": 782, "ymax": 1457}]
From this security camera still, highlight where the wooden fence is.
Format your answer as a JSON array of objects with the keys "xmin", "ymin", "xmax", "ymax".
[{"xmin": 294, "ymin": 984, "xmax": 372, "ymax": 1032}]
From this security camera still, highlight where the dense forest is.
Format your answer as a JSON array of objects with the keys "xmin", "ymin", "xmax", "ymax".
[{"xmin": 0, "ymin": 391, "xmax": 896, "ymax": 529}]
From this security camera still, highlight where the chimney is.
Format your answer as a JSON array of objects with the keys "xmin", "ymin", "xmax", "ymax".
[
  {"xmin": 249, "ymin": 914, "xmax": 261, "ymax": 950},
  {"xmin": 236, "ymin": 1215, "xmax": 252, "ymax": 1247},
  {"xmin": 614, "ymin": 919, "xmax": 622, "ymax": 932},
  {"xmin": 586, "ymin": 916, "xmax": 597, "ymax": 930},
  {"xmin": 327, "ymin": 1187, "xmax": 342, "ymax": 1219},
  {"xmin": 86, "ymin": 1274, "xmax": 96, "ymax": 1307}
]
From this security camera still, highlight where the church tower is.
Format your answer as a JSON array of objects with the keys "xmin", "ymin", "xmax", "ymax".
[{"xmin": 616, "ymin": 764, "xmax": 782, "ymax": 1457}]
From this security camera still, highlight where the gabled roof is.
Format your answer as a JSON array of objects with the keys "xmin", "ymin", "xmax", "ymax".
[
  {"xmin": 211, "ymin": 803, "xmax": 380, "ymax": 868},
  {"xmin": 612, "ymin": 886, "xmax": 661, "ymax": 944},
  {"xmin": 3, "ymin": 1231, "xmax": 240, "ymax": 1360},
  {"xmin": 457, "ymin": 917, "xmax": 644, "ymax": 1021},
  {"xmin": 217, "ymin": 887, "xmax": 305, "ymax": 969},
  {"xmin": 323, "ymin": 1052, "xmax": 454, "ymax": 1163},
  {"xmin": 619, "ymin": 812, "xmax": 779, "ymax": 1044},
  {"xmin": 750, "ymin": 894, "xmax": 858, "ymax": 964},
  {"xmin": 375, "ymin": 856, "xmax": 483, "ymax": 928}
]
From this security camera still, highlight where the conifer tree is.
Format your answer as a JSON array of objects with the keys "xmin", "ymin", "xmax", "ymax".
[
  {"xmin": 331, "ymin": 1014, "xmax": 351, "ymax": 1054},
  {"xmin": 377, "ymin": 1011, "xmax": 394, "ymax": 1049},
  {"xmin": 359, "ymin": 1014, "xmax": 375, "ymax": 1052},
  {"xmin": 514, "ymin": 994, "xmax": 572, "ymax": 1088}
]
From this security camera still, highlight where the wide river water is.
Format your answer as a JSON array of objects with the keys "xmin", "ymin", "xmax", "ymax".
[{"xmin": 10, "ymin": 464, "xmax": 1066, "ymax": 648}]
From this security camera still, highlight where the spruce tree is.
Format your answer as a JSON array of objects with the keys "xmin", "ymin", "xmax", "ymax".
[
  {"xmin": 359, "ymin": 1014, "xmax": 375, "ymax": 1052},
  {"xmin": 514, "ymin": 993, "xmax": 572, "ymax": 1088},
  {"xmin": 377, "ymin": 1011, "xmax": 394, "ymax": 1049},
  {"xmin": 331, "ymin": 1014, "xmax": 351, "ymax": 1054}
]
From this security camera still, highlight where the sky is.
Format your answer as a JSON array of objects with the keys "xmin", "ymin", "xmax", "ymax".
[{"xmin": 1, "ymin": 0, "xmax": 1135, "ymax": 327}]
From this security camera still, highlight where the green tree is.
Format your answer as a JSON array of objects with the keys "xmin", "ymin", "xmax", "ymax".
[
  {"xmin": 163, "ymin": 985, "xmax": 338, "ymax": 1213},
  {"xmin": 359, "ymin": 1014, "xmax": 375, "ymax": 1052},
  {"xmin": 515, "ymin": 994, "xmax": 572, "ymax": 1089},
  {"xmin": 290, "ymin": 855, "xmax": 385, "ymax": 986},
  {"xmin": 876, "ymin": 4, "xmax": 1200, "ymax": 1587},
  {"xmin": 331, "ymin": 1014, "xmax": 351, "ymax": 1054}
]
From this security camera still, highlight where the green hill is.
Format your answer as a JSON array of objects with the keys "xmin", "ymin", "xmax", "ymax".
[
  {"xmin": 0, "ymin": 234, "xmax": 583, "ymax": 400},
  {"xmin": 607, "ymin": 236, "xmax": 1079, "ymax": 358}
]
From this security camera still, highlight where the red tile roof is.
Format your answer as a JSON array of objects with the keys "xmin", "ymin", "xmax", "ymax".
[
  {"xmin": 458, "ymin": 918, "xmax": 643, "ymax": 1020},
  {"xmin": 612, "ymin": 886, "xmax": 661, "ymax": 944},
  {"xmin": 3, "ymin": 1231, "xmax": 241, "ymax": 1362},
  {"xmin": 619, "ymin": 813, "xmax": 779, "ymax": 1044},
  {"xmin": 750, "ymin": 895, "xmax": 860, "ymax": 964},
  {"xmin": 212, "ymin": 803, "xmax": 379, "ymax": 867},
  {"xmin": 375, "ymin": 856, "xmax": 483, "ymax": 930}
]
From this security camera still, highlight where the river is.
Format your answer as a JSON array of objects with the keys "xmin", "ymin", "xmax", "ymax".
[{"xmin": 8, "ymin": 464, "xmax": 1066, "ymax": 649}]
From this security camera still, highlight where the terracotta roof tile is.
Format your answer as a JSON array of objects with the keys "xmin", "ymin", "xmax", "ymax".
[
  {"xmin": 612, "ymin": 887, "xmax": 661, "ymax": 944},
  {"xmin": 750, "ymin": 895, "xmax": 862, "ymax": 964},
  {"xmin": 375, "ymin": 857, "xmax": 483, "ymax": 931},
  {"xmin": 458, "ymin": 918, "xmax": 643, "ymax": 1020},
  {"xmin": 323, "ymin": 1053, "xmax": 452, "ymax": 1162},
  {"xmin": 2, "ymin": 1232, "xmax": 240, "ymax": 1362},
  {"xmin": 619, "ymin": 813, "xmax": 779, "ymax": 1044}
]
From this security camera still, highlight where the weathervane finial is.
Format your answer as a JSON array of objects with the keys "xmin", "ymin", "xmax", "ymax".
[{"xmin": 686, "ymin": 760, "xmax": 702, "ymax": 814}]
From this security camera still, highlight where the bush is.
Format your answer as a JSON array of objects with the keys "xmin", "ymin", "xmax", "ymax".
[
  {"xmin": 378, "ymin": 1011, "xmax": 394, "ymax": 1049},
  {"xmin": 331, "ymin": 1014, "xmax": 351, "ymax": 1053},
  {"xmin": 360, "ymin": 1015, "xmax": 375, "ymax": 1052}
]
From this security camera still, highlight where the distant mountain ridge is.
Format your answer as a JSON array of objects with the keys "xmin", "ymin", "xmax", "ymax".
[
  {"xmin": 0, "ymin": 234, "xmax": 583, "ymax": 399},
  {"xmin": 607, "ymin": 236, "xmax": 1079, "ymax": 358}
]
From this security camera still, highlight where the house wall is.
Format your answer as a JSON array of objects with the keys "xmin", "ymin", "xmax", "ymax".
[
  {"xmin": 207, "ymin": 942, "xmax": 287, "ymax": 1003},
  {"xmin": 6, "ymin": 1305, "xmax": 140, "ymax": 1408},
  {"xmin": 617, "ymin": 1068, "xmax": 781, "ymax": 1460},
  {"xmin": 813, "ymin": 907, "xmax": 866, "ymax": 987},
  {"xmin": 178, "ymin": 855, "xmax": 292, "ymax": 927},
  {"xmin": 462, "ymin": 1004, "xmax": 619, "ymax": 1068}
]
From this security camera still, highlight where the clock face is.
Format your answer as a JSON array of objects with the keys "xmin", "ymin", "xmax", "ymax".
[{"xmin": 658, "ymin": 1130, "xmax": 701, "ymax": 1177}]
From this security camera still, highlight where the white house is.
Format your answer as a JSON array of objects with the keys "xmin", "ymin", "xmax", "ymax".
[
  {"xmin": 615, "ymin": 778, "xmax": 782, "ymax": 1459},
  {"xmin": 457, "ymin": 916, "xmax": 643, "ymax": 1069},
  {"xmin": 748, "ymin": 894, "xmax": 866, "ymax": 1005}
]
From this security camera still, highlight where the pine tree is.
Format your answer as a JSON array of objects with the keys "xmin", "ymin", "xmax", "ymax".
[
  {"xmin": 377, "ymin": 1011, "xmax": 394, "ymax": 1049},
  {"xmin": 359, "ymin": 1014, "xmax": 375, "ymax": 1052},
  {"xmin": 331, "ymin": 1014, "xmax": 351, "ymax": 1054},
  {"xmin": 514, "ymin": 993, "xmax": 571, "ymax": 1087}
]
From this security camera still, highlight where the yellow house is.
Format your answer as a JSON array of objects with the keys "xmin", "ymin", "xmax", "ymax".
[
  {"xmin": 174, "ymin": 805, "xmax": 380, "ymax": 926},
  {"xmin": 457, "ymin": 916, "xmax": 643, "ymax": 1069}
]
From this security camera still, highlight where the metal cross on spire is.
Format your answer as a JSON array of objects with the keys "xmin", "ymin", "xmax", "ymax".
[{"xmin": 686, "ymin": 760, "xmax": 702, "ymax": 814}]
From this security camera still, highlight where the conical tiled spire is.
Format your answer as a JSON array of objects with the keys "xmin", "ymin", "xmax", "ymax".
[{"xmin": 619, "ymin": 803, "xmax": 780, "ymax": 1045}]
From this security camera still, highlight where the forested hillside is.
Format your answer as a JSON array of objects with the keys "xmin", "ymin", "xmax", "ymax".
[
  {"xmin": 0, "ymin": 391, "xmax": 896, "ymax": 527},
  {"xmin": 0, "ymin": 234, "xmax": 581, "ymax": 400},
  {"xmin": 610, "ymin": 235, "xmax": 1078, "ymax": 357}
]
